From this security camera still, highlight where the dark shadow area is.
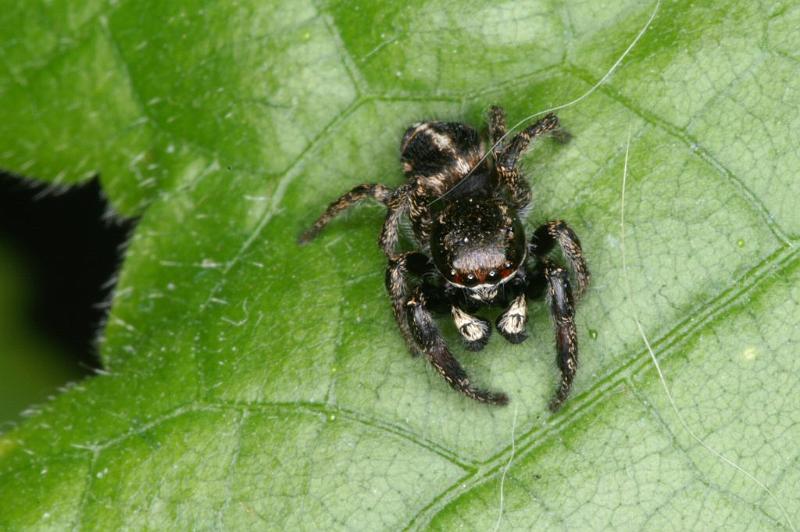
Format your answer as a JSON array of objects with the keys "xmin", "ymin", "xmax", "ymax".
[{"xmin": 0, "ymin": 171, "xmax": 135, "ymax": 374}]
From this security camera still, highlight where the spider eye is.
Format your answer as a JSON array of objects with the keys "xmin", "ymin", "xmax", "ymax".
[
  {"xmin": 488, "ymin": 270, "xmax": 497, "ymax": 279},
  {"xmin": 465, "ymin": 273, "xmax": 478, "ymax": 286}
]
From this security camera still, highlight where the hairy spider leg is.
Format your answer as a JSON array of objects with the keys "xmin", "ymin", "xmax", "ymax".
[
  {"xmin": 407, "ymin": 287, "xmax": 508, "ymax": 405},
  {"xmin": 385, "ymin": 252, "xmax": 425, "ymax": 357},
  {"xmin": 488, "ymin": 105, "xmax": 507, "ymax": 157},
  {"xmin": 387, "ymin": 253, "xmax": 506, "ymax": 404},
  {"xmin": 298, "ymin": 182, "xmax": 394, "ymax": 246},
  {"xmin": 537, "ymin": 259, "xmax": 578, "ymax": 412},
  {"xmin": 494, "ymin": 113, "xmax": 560, "ymax": 209},
  {"xmin": 379, "ymin": 184, "xmax": 414, "ymax": 257},
  {"xmin": 532, "ymin": 220, "xmax": 591, "ymax": 299}
]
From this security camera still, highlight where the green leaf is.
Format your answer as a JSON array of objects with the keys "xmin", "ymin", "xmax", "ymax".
[{"xmin": 1, "ymin": 0, "xmax": 799, "ymax": 529}]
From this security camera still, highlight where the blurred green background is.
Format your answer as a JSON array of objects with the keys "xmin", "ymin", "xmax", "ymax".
[
  {"xmin": 0, "ymin": 175, "xmax": 130, "ymax": 425},
  {"xmin": 0, "ymin": 239, "xmax": 79, "ymax": 424}
]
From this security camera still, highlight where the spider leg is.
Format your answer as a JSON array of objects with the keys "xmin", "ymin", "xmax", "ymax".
[
  {"xmin": 407, "ymin": 287, "xmax": 508, "ymax": 405},
  {"xmin": 386, "ymin": 252, "xmax": 431, "ymax": 357},
  {"xmin": 451, "ymin": 306, "xmax": 492, "ymax": 351},
  {"xmin": 379, "ymin": 183, "xmax": 418, "ymax": 257},
  {"xmin": 299, "ymin": 183, "xmax": 393, "ymax": 244},
  {"xmin": 495, "ymin": 113, "xmax": 560, "ymax": 209},
  {"xmin": 488, "ymin": 105, "xmax": 507, "ymax": 157},
  {"xmin": 500, "ymin": 113, "xmax": 561, "ymax": 167},
  {"xmin": 531, "ymin": 220, "xmax": 590, "ymax": 299},
  {"xmin": 496, "ymin": 294, "xmax": 528, "ymax": 344},
  {"xmin": 539, "ymin": 259, "xmax": 578, "ymax": 412},
  {"xmin": 386, "ymin": 253, "xmax": 506, "ymax": 404}
]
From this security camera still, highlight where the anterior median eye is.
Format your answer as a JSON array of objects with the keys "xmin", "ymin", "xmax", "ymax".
[{"xmin": 465, "ymin": 273, "xmax": 478, "ymax": 286}]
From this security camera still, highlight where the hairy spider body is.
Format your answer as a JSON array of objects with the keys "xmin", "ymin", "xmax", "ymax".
[{"xmin": 300, "ymin": 106, "xmax": 590, "ymax": 410}]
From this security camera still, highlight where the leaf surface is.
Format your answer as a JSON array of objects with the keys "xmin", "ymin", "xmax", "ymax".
[{"xmin": 1, "ymin": 0, "xmax": 799, "ymax": 529}]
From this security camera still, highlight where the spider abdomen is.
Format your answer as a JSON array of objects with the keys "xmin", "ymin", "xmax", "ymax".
[{"xmin": 400, "ymin": 121, "xmax": 486, "ymax": 195}]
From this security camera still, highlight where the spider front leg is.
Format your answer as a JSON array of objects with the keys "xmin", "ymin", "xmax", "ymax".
[
  {"xmin": 407, "ymin": 287, "xmax": 508, "ymax": 405},
  {"xmin": 532, "ymin": 220, "xmax": 590, "ymax": 298},
  {"xmin": 451, "ymin": 306, "xmax": 491, "ymax": 351},
  {"xmin": 386, "ymin": 252, "xmax": 431, "ymax": 357},
  {"xmin": 386, "ymin": 254, "xmax": 507, "ymax": 404},
  {"xmin": 540, "ymin": 259, "xmax": 578, "ymax": 412},
  {"xmin": 495, "ymin": 113, "xmax": 560, "ymax": 209},
  {"xmin": 496, "ymin": 294, "xmax": 528, "ymax": 344}
]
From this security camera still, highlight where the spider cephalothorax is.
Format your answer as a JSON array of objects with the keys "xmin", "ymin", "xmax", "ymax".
[
  {"xmin": 430, "ymin": 196, "xmax": 526, "ymax": 300},
  {"xmin": 300, "ymin": 106, "xmax": 590, "ymax": 410}
]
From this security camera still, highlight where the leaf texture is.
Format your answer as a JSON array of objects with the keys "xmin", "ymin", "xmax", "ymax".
[{"xmin": 1, "ymin": 0, "xmax": 799, "ymax": 529}]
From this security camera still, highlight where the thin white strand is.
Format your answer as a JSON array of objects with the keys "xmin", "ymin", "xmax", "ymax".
[
  {"xmin": 430, "ymin": 0, "xmax": 661, "ymax": 207},
  {"xmin": 497, "ymin": 0, "xmax": 661, "ymax": 154},
  {"xmin": 619, "ymin": 130, "xmax": 796, "ymax": 532},
  {"xmin": 493, "ymin": 404, "xmax": 519, "ymax": 532}
]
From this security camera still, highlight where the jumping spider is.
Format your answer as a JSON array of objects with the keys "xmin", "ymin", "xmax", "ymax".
[{"xmin": 300, "ymin": 106, "xmax": 589, "ymax": 410}]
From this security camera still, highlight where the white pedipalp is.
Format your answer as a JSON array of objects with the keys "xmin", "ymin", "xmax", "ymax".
[
  {"xmin": 451, "ymin": 306, "xmax": 490, "ymax": 342},
  {"xmin": 497, "ymin": 295, "xmax": 527, "ymax": 335}
]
